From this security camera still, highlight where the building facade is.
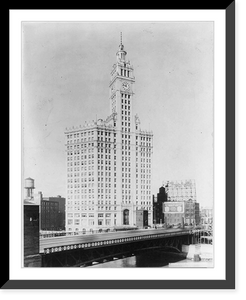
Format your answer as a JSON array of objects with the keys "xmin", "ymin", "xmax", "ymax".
[
  {"xmin": 153, "ymin": 186, "xmax": 167, "ymax": 225},
  {"xmin": 163, "ymin": 201, "xmax": 185, "ymax": 226},
  {"xmin": 162, "ymin": 179, "xmax": 200, "ymax": 226},
  {"xmin": 163, "ymin": 179, "xmax": 197, "ymax": 202},
  {"xmin": 65, "ymin": 37, "xmax": 153, "ymax": 232},
  {"xmin": 41, "ymin": 196, "xmax": 66, "ymax": 231},
  {"xmin": 200, "ymin": 207, "xmax": 213, "ymax": 226},
  {"xmin": 163, "ymin": 200, "xmax": 200, "ymax": 226},
  {"xmin": 136, "ymin": 209, "xmax": 149, "ymax": 228}
]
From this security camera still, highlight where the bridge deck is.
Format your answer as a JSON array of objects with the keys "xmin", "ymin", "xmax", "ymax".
[{"xmin": 40, "ymin": 228, "xmax": 191, "ymax": 254}]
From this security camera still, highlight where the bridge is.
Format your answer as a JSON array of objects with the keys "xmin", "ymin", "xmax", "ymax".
[{"xmin": 40, "ymin": 228, "xmax": 194, "ymax": 267}]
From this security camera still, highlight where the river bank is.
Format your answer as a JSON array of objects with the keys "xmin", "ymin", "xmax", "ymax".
[{"xmin": 88, "ymin": 243, "xmax": 213, "ymax": 268}]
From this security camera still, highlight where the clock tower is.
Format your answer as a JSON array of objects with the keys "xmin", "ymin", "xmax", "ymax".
[
  {"xmin": 109, "ymin": 33, "xmax": 135, "ymax": 129},
  {"xmin": 65, "ymin": 34, "xmax": 153, "ymax": 232}
]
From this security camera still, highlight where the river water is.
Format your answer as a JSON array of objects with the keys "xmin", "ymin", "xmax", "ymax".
[{"xmin": 88, "ymin": 249, "xmax": 187, "ymax": 268}]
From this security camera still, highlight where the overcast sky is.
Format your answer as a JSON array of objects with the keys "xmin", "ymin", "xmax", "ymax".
[{"xmin": 22, "ymin": 22, "xmax": 213, "ymax": 208}]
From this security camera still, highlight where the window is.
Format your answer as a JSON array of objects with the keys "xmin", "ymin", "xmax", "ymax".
[
  {"xmin": 106, "ymin": 219, "xmax": 111, "ymax": 226},
  {"xmin": 74, "ymin": 219, "xmax": 80, "ymax": 225}
]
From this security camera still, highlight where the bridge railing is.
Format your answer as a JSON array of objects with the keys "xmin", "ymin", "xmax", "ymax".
[
  {"xmin": 40, "ymin": 229, "xmax": 114, "ymax": 239},
  {"xmin": 40, "ymin": 226, "xmax": 161, "ymax": 239}
]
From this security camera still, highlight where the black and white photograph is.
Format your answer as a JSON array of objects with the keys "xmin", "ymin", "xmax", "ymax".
[{"xmin": 22, "ymin": 21, "xmax": 214, "ymax": 268}]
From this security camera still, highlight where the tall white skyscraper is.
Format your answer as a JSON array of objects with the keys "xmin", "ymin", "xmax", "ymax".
[{"xmin": 65, "ymin": 35, "xmax": 153, "ymax": 232}]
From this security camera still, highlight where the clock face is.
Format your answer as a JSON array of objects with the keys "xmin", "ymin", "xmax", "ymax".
[{"xmin": 122, "ymin": 82, "xmax": 130, "ymax": 91}]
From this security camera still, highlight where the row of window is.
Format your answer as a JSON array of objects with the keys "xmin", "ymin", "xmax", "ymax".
[
  {"xmin": 136, "ymin": 142, "xmax": 152, "ymax": 147},
  {"xmin": 68, "ymin": 161, "xmax": 96, "ymax": 167},
  {"xmin": 98, "ymin": 148, "xmax": 114, "ymax": 153},
  {"xmin": 66, "ymin": 130, "xmax": 117, "ymax": 140},
  {"xmin": 136, "ymin": 196, "xmax": 152, "ymax": 201},
  {"xmin": 67, "ymin": 131, "xmax": 95, "ymax": 139},
  {"xmin": 68, "ymin": 194, "xmax": 117, "ymax": 200},
  {"xmin": 120, "ymin": 68, "xmax": 130, "ymax": 77},
  {"xmin": 68, "ymin": 187, "xmax": 118, "ymax": 194},
  {"xmin": 66, "ymin": 132, "xmax": 152, "ymax": 146},
  {"xmin": 67, "ymin": 171, "xmax": 95, "ymax": 177},
  {"xmin": 68, "ymin": 163, "xmax": 117, "ymax": 173},
  {"xmin": 97, "ymin": 137, "xmax": 113, "ymax": 142},
  {"xmin": 67, "ymin": 143, "xmax": 94, "ymax": 150},
  {"xmin": 136, "ymin": 169, "xmax": 151, "ymax": 174},
  {"xmin": 122, "ymin": 99, "xmax": 130, "ymax": 105},
  {"xmin": 67, "ymin": 137, "xmax": 95, "ymax": 144},
  {"xmin": 68, "ymin": 146, "xmax": 151, "ymax": 158},
  {"xmin": 67, "ymin": 212, "xmax": 116, "ymax": 218},
  {"xmin": 121, "ymin": 93, "xmax": 131, "ymax": 99},
  {"xmin": 122, "ymin": 105, "xmax": 130, "ymax": 110},
  {"xmin": 68, "ymin": 186, "xmax": 151, "ymax": 195},
  {"xmin": 68, "ymin": 149, "xmax": 94, "ymax": 157},
  {"xmin": 68, "ymin": 182, "xmax": 95, "ymax": 188},
  {"xmin": 122, "ymin": 111, "xmax": 131, "ymax": 117},
  {"xmin": 67, "ymin": 205, "xmax": 117, "ymax": 211},
  {"xmin": 67, "ymin": 206, "xmax": 95, "ymax": 211},
  {"xmin": 122, "ymin": 127, "xmax": 131, "ymax": 132},
  {"xmin": 136, "ymin": 163, "xmax": 151, "ymax": 169},
  {"xmin": 67, "ymin": 142, "xmax": 115, "ymax": 153},
  {"xmin": 98, "ymin": 131, "xmax": 116, "ymax": 136},
  {"xmin": 71, "ymin": 172, "xmax": 150, "ymax": 181},
  {"xmin": 136, "ymin": 136, "xmax": 151, "ymax": 141}
]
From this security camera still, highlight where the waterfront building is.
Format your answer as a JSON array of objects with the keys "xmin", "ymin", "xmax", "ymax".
[
  {"xmin": 23, "ymin": 199, "xmax": 40, "ymax": 267},
  {"xmin": 41, "ymin": 196, "xmax": 66, "ymax": 231},
  {"xmin": 163, "ymin": 200, "xmax": 200, "ymax": 226},
  {"xmin": 65, "ymin": 35, "xmax": 153, "ymax": 232},
  {"xmin": 161, "ymin": 179, "xmax": 200, "ymax": 226},
  {"xmin": 200, "ymin": 207, "xmax": 213, "ymax": 227},
  {"xmin": 136, "ymin": 209, "xmax": 149, "ymax": 228},
  {"xmin": 195, "ymin": 202, "xmax": 200, "ymax": 225},
  {"xmin": 23, "ymin": 178, "xmax": 66, "ymax": 231},
  {"xmin": 163, "ymin": 179, "xmax": 197, "ymax": 202},
  {"xmin": 23, "ymin": 178, "xmax": 41, "ymax": 266},
  {"xmin": 153, "ymin": 186, "xmax": 167, "ymax": 225},
  {"xmin": 163, "ymin": 201, "xmax": 185, "ymax": 226}
]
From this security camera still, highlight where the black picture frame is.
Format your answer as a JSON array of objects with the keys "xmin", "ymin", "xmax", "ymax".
[{"xmin": 5, "ymin": 2, "xmax": 235, "ymax": 289}]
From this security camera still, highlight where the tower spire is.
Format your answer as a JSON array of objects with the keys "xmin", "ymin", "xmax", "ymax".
[
  {"xmin": 117, "ymin": 32, "xmax": 127, "ymax": 61},
  {"xmin": 119, "ymin": 32, "xmax": 124, "ymax": 51}
]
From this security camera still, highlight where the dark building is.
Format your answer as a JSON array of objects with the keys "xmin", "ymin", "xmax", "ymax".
[
  {"xmin": 47, "ymin": 195, "xmax": 65, "ymax": 230},
  {"xmin": 23, "ymin": 202, "xmax": 41, "ymax": 267},
  {"xmin": 195, "ymin": 202, "xmax": 200, "ymax": 225},
  {"xmin": 41, "ymin": 200, "xmax": 59, "ymax": 230},
  {"xmin": 41, "ymin": 195, "xmax": 65, "ymax": 231},
  {"xmin": 153, "ymin": 186, "xmax": 167, "ymax": 225}
]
